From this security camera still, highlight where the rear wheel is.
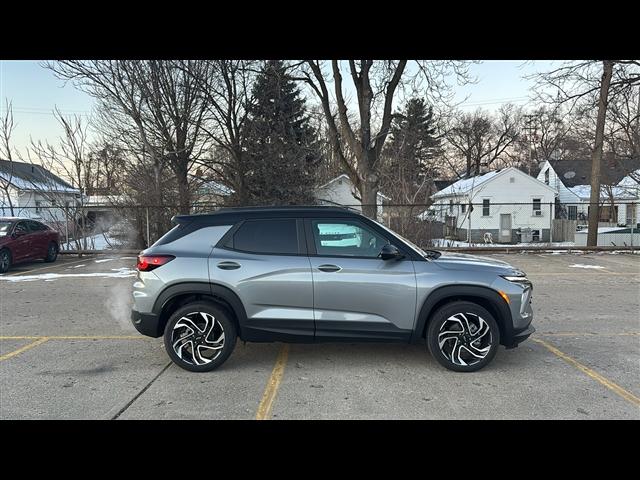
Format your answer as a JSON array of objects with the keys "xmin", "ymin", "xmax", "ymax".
[
  {"xmin": 427, "ymin": 301, "xmax": 500, "ymax": 372},
  {"xmin": 0, "ymin": 249, "xmax": 11, "ymax": 273},
  {"xmin": 44, "ymin": 242, "xmax": 58, "ymax": 263},
  {"xmin": 163, "ymin": 302, "xmax": 237, "ymax": 372}
]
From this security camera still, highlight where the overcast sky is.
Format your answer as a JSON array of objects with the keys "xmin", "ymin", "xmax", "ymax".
[{"xmin": 0, "ymin": 60, "xmax": 559, "ymax": 158}]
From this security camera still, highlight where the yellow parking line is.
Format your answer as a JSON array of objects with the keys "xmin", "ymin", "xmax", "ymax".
[
  {"xmin": 256, "ymin": 344, "xmax": 290, "ymax": 420},
  {"xmin": 6, "ymin": 257, "xmax": 92, "ymax": 276},
  {"xmin": 533, "ymin": 338, "xmax": 640, "ymax": 408},
  {"xmin": 0, "ymin": 337, "xmax": 50, "ymax": 361},
  {"xmin": 0, "ymin": 335, "xmax": 146, "ymax": 340}
]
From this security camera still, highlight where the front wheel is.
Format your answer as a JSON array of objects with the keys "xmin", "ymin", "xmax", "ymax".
[
  {"xmin": 164, "ymin": 302, "xmax": 237, "ymax": 372},
  {"xmin": 427, "ymin": 301, "xmax": 500, "ymax": 372},
  {"xmin": 0, "ymin": 249, "xmax": 11, "ymax": 273},
  {"xmin": 44, "ymin": 242, "xmax": 58, "ymax": 263}
]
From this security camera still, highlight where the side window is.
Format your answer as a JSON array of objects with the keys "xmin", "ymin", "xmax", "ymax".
[
  {"xmin": 231, "ymin": 219, "xmax": 298, "ymax": 255},
  {"xmin": 14, "ymin": 222, "xmax": 29, "ymax": 235},
  {"xmin": 311, "ymin": 220, "xmax": 388, "ymax": 258},
  {"xmin": 27, "ymin": 220, "xmax": 44, "ymax": 231}
]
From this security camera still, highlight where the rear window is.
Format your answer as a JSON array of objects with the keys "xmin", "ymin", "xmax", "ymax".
[{"xmin": 231, "ymin": 219, "xmax": 298, "ymax": 255}]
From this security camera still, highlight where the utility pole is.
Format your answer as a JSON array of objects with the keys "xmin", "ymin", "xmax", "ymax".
[{"xmin": 523, "ymin": 114, "xmax": 538, "ymax": 175}]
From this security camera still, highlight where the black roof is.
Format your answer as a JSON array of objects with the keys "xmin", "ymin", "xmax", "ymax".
[
  {"xmin": 548, "ymin": 157, "xmax": 640, "ymax": 188},
  {"xmin": 173, "ymin": 206, "xmax": 360, "ymax": 225},
  {"xmin": 0, "ymin": 159, "xmax": 76, "ymax": 191}
]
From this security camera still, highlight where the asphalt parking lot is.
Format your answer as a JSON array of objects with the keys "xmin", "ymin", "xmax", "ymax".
[{"xmin": 1, "ymin": 251, "xmax": 639, "ymax": 420}]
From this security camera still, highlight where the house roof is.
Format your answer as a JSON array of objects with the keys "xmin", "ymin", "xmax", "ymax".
[
  {"xmin": 433, "ymin": 179, "xmax": 455, "ymax": 191},
  {"xmin": 432, "ymin": 166, "xmax": 557, "ymax": 199},
  {"xmin": 0, "ymin": 159, "xmax": 79, "ymax": 193},
  {"xmin": 432, "ymin": 170, "xmax": 502, "ymax": 198},
  {"xmin": 546, "ymin": 157, "xmax": 640, "ymax": 188},
  {"xmin": 316, "ymin": 174, "xmax": 390, "ymax": 200},
  {"xmin": 567, "ymin": 185, "xmax": 638, "ymax": 201}
]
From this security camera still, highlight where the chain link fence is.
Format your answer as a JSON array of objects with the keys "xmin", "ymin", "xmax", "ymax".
[{"xmin": 2, "ymin": 200, "xmax": 637, "ymax": 252}]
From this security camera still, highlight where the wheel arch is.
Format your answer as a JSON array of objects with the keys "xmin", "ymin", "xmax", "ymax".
[
  {"xmin": 412, "ymin": 285, "xmax": 514, "ymax": 345},
  {"xmin": 152, "ymin": 282, "xmax": 248, "ymax": 339}
]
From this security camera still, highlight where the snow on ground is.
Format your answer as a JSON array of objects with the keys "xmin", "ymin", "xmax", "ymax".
[
  {"xmin": 95, "ymin": 258, "xmax": 116, "ymax": 263},
  {"xmin": 0, "ymin": 269, "xmax": 136, "ymax": 283},
  {"xmin": 568, "ymin": 264, "xmax": 605, "ymax": 269},
  {"xmin": 575, "ymin": 227, "xmax": 627, "ymax": 234},
  {"xmin": 431, "ymin": 239, "xmax": 576, "ymax": 248}
]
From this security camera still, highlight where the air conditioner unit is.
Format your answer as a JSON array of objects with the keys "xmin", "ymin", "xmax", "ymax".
[{"xmin": 533, "ymin": 210, "xmax": 543, "ymax": 216}]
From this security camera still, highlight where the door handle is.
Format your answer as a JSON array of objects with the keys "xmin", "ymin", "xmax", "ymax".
[
  {"xmin": 317, "ymin": 264, "xmax": 341, "ymax": 273},
  {"xmin": 217, "ymin": 261, "xmax": 241, "ymax": 270}
]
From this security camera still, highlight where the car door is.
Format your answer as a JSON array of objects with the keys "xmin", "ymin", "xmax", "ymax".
[
  {"xmin": 26, "ymin": 220, "xmax": 47, "ymax": 259},
  {"xmin": 306, "ymin": 217, "xmax": 417, "ymax": 342},
  {"xmin": 209, "ymin": 218, "xmax": 315, "ymax": 342},
  {"xmin": 11, "ymin": 221, "xmax": 33, "ymax": 261}
]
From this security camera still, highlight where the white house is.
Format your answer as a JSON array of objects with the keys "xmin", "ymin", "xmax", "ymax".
[
  {"xmin": 430, "ymin": 167, "xmax": 557, "ymax": 243},
  {"xmin": 536, "ymin": 159, "xmax": 639, "ymax": 226},
  {"xmin": 314, "ymin": 174, "xmax": 388, "ymax": 221},
  {"xmin": 0, "ymin": 159, "xmax": 81, "ymax": 223}
]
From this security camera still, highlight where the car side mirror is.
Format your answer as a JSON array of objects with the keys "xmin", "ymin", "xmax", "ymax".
[
  {"xmin": 13, "ymin": 230, "xmax": 25, "ymax": 238},
  {"xmin": 379, "ymin": 244, "xmax": 404, "ymax": 261}
]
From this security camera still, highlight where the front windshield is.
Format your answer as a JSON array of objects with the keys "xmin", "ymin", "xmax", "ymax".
[{"xmin": 371, "ymin": 218, "xmax": 440, "ymax": 259}]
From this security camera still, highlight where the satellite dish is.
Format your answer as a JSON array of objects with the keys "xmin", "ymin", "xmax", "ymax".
[{"xmin": 564, "ymin": 171, "xmax": 576, "ymax": 179}]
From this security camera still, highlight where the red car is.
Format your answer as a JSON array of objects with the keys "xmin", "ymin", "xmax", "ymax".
[{"xmin": 0, "ymin": 218, "xmax": 60, "ymax": 273}]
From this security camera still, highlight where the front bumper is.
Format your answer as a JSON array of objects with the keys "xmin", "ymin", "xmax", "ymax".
[{"xmin": 131, "ymin": 310, "xmax": 163, "ymax": 338}]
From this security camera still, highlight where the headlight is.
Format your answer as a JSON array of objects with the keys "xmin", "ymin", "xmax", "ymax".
[{"xmin": 501, "ymin": 275, "xmax": 530, "ymax": 283}]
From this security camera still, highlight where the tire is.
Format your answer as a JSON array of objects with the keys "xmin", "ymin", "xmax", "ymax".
[
  {"xmin": 426, "ymin": 301, "xmax": 500, "ymax": 372},
  {"xmin": 0, "ymin": 249, "xmax": 11, "ymax": 274},
  {"xmin": 44, "ymin": 242, "xmax": 58, "ymax": 263},
  {"xmin": 163, "ymin": 302, "xmax": 237, "ymax": 372}
]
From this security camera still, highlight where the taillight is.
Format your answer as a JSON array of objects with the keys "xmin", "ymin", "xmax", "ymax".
[{"xmin": 136, "ymin": 255, "xmax": 175, "ymax": 272}]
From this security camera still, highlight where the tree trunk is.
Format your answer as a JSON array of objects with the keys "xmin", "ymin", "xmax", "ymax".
[
  {"xmin": 587, "ymin": 60, "xmax": 614, "ymax": 247},
  {"xmin": 360, "ymin": 178, "xmax": 379, "ymax": 219}
]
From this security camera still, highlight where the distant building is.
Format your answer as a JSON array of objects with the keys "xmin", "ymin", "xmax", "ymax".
[
  {"xmin": 0, "ymin": 159, "xmax": 80, "ymax": 224},
  {"xmin": 536, "ymin": 158, "xmax": 639, "ymax": 226},
  {"xmin": 313, "ymin": 174, "xmax": 388, "ymax": 221},
  {"xmin": 430, "ymin": 167, "xmax": 557, "ymax": 243}
]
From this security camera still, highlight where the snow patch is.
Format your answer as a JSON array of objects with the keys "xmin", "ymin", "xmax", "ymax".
[
  {"xmin": 0, "ymin": 270, "xmax": 137, "ymax": 283},
  {"xmin": 568, "ymin": 264, "xmax": 605, "ymax": 269},
  {"xmin": 95, "ymin": 258, "xmax": 116, "ymax": 263}
]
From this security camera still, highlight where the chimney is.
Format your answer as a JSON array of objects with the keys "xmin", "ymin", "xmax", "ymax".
[{"xmin": 478, "ymin": 162, "xmax": 489, "ymax": 175}]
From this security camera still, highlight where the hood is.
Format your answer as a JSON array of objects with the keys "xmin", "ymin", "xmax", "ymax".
[{"xmin": 434, "ymin": 252, "xmax": 521, "ymax": 274}]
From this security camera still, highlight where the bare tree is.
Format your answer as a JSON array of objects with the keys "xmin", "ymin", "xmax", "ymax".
[
  {"xmin": 0, "ymin": 100, "xmax": 17, "ymax": 215},
  {"xmin": 45, "ymin": 60, "xmax": 211, "ymax": 214},
  {"xmin": 297, "ymin": 60, "xmax": 471, "ymax": 218},
  {"xmin": 445, "ymin": 105, "xmax": 521, "ymax": 177},
  {"xmin": 533, "ymin": 60, "xmax": 640, "ymax": 245},
  {"xmin": 181, "ymin": 60, "xmax": 256, "ymax": 205}
]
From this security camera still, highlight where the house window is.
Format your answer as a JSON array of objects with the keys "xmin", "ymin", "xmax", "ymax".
[
  {"xmin": 532, "ymin": 198, "xmax": 541, "ymax": 215},
  {"xmin": 544, "ymin": 169, "xmax": 549, "ymax": 185},
  {"xmin": 461, "ymin": 204, "xmax": 467, "ymax": 214},
  {"xmin": 449, "ymin": 200, "xmax": 454, "ymax": 213},
  {"xmin": 626, "ymin": 203, "xmax": 637, "ymax": 226},
  {"xmin": 35, "ymin": 201, "xmax": 41, "ymax": 213},
  {"xmin": 568, "ymin": 205, "xmax": 578, "ymax": 220},
  {"xmin": 482, "ymin": 199, "xmax": 490, "ymax": 216}
]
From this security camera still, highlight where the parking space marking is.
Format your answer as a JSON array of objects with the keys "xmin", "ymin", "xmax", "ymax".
[
  {"xmin": 255, "ymin": 344, "xmax": 290, "ymax": 420},
  {"xmin": 533, "ymin": 338, "xmax": 640, "ymax": 408},
  {"xmin": 0, "ymin": 337, "xmax": 50, "ymax": 361},
  {"xmin": 0, "ymin": 335, "xmax": 147, "ymax": 340},
  {"xmin": 6, "ymin": 257, "xmax": 94, "ymax": 276}
]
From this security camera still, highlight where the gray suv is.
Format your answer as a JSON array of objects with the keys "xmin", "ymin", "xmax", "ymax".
[{"xmin": 131, "ymin": 206, "xmax": 534, "ymax": 373}]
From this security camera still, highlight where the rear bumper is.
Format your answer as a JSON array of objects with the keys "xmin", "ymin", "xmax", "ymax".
[{"xmin": 131, "ymin": 310, "xmax": 163, "ymax": 338}]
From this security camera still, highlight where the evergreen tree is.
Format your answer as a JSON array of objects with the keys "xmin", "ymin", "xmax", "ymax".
[
  {"xmin": 241, "ymin": 60, "xmax": 321, "ymax": 205},
  {"xmin": 384, "ymin": 97, "xmax": 441, "ymax": 186}
]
